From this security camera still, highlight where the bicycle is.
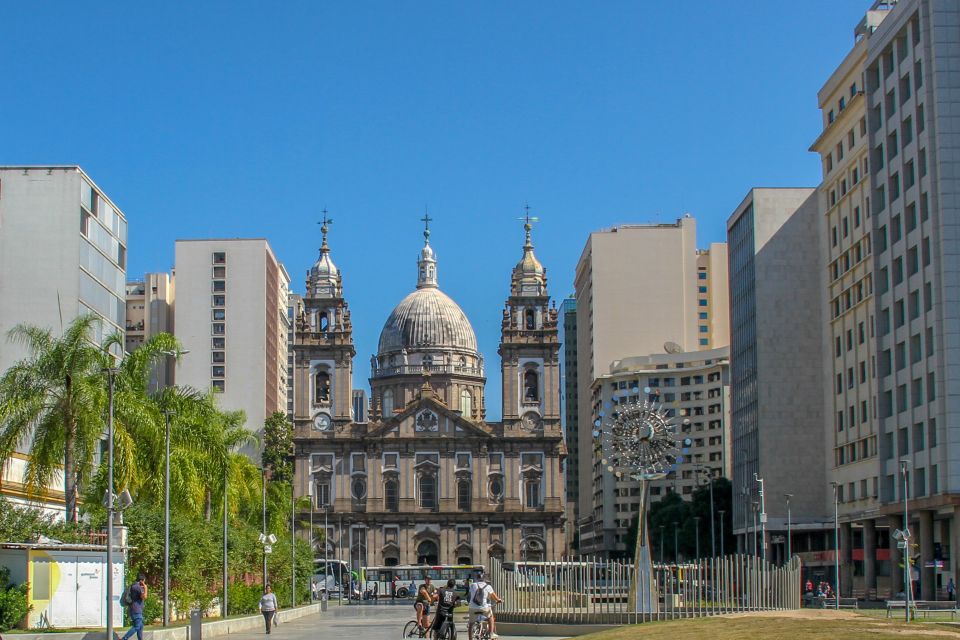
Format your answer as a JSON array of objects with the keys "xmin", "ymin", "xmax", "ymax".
[
  {"xmin": 469, "ymin": 613, "xmax": 491, "ymax": 640},
  {"xmin": 432, "ymin": 615, "xmax": 456, "ymax": 640},
  {"xmin": 403, "ymin": 619, "xmax": 431, "ymax": 639}
]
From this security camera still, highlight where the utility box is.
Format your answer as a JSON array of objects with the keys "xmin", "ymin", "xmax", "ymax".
[{"xmin": 190, "ymin": 609, "xmax": 202, "ymax": 640}]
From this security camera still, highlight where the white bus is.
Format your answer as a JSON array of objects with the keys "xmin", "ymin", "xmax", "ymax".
[
  {"xmin": 364, "ymin": 564, "xmax": 485, "ymax": 598},
  {"xmin": 314, "ymin": 559, "xmax": 351, "ymax": 595}
]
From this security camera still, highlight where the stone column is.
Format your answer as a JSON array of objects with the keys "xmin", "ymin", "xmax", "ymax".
[
  {"xmin": 863, "ymin": 519, "xmax": 877, "ymax": 598},
  {"xmin": 840, "ymin": 522, "xmax": 854, "ymax": 597},
  {"xmin": 920, "ymin": 510, "xmax": 935, "ymax": 600},
  {"xmin": 889, "ymin": 514, "xmax": 904, "ymax": 599}
]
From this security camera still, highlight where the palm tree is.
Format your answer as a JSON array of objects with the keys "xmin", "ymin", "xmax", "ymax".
[{"xmin": 0, "ymin": 314, "xmax": 107, "ymax": 522}]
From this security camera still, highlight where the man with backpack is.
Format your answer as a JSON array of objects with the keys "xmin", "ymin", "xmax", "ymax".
[
  {"xmin": 119, "ymin": 573, "xmax": 148, "ymax": 640},
  {"xmin": 467, "ymin": 573, "xmax": 501, "ymax": 640}
]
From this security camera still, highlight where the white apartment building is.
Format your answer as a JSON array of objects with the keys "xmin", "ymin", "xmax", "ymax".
[
  {"xmin": 863, "ymin": 0, "xmax": 960, "ymax": 601},
  {"xmin": 574, "ymin": 217, "xmax": 730, "ymax": 556},
  {"xmin": 173, "ymin": 239, "xmax": 290, "ymax": 443},
  {"xmin": 587, "ymin": 347, "xmax": 731, "ymax": 557},
  {"xmin": 0, "ymin": 166, "xmax": 128, "ymax": 515},
  {"xmin": 728, "ymin": 189, "xmax": 830, "ymax": 570},
  {"xmin": 125, "ymin": 273, "xmax": 175, "ymax": 390}
]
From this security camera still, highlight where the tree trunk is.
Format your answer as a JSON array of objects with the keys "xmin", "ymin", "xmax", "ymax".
[
  {"xmin": 205, "ymin": 489, "xmax": 212, "ymax": 521},
  {"xmin": 64, "ymin": 415, "xmax": 77, "ymax": 523}
]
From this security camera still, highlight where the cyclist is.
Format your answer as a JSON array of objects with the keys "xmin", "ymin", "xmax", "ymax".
[
  {"xmin": 467, "ymin": 573, "xmax": 501, "ymax": 640},
  {"xmin": 432, "ymin": 578, "xmax": 460, "ymax": 639},
  {"xmin": 415, "ymin": 576, "xmax": 439, "ymax": 633}
]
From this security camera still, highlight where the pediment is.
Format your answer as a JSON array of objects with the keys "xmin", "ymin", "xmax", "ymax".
[{"xmin": 364, "ymin": 395, "xmax": 492, "ymax": 440}]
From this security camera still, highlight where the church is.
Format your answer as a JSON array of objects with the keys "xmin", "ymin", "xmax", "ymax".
[{"xmin": 291, "ymin": 217, "xmax": 566, "ymax": 568}]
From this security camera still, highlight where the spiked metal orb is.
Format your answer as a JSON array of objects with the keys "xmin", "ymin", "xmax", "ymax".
[{"xmin": 596, "ymin": 398, "xmax": 681, "ymax": 480}]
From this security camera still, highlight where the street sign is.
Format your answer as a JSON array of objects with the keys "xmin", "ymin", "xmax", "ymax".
[
  {"xmin": 264, "ymin": 545, "xmax": 273, "ymax": 554},
  {"xmin": 897, "ymin": 541, "xmax": 907, "ymax": 549},
  {"xmin": 925, "ymin": 561, "xmax": 944, "ymax": 568}
]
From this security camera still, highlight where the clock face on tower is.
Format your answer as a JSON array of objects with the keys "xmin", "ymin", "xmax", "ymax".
[
  {"xmin": 313, "ymin": 413, "xmax": 332, "ymax": 431},
  {"xmin": 521, "ymin": 411, "xmax": 542, "ymax": 432}
]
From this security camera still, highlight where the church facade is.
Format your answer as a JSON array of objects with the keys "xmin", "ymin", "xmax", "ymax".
[{"xmin": 291, "ymin": 218, "xmax": 565, "ymax": 568}]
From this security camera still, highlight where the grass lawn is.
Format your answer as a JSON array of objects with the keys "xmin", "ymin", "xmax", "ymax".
[{"xmin": 574, "ymin": 610, "xmax": 960, "ymax": 640}]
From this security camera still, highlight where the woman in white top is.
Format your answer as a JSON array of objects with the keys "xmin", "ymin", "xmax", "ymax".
[{"xmin": 259, "ymin": 585, "xmax": 279, "ymax": 634}]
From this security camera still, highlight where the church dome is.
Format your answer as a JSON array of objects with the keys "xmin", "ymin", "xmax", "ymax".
[
  {"xmin": 307, "ymin": 217, "xmax": 341, "ymax": 298},
  {"xmin": 377, "ymin": 287, "xmax": 478, "ymax": 355}
]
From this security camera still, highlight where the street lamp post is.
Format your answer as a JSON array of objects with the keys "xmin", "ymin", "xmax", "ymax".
[
  {"xmin": 162, "ymin": 409, "xmax": 174, "ymax": 626},
  {"xmin": 901, "ymin": 460, "xmax": 912, "ymax": 623},
  {"xmin": 755, "ymin": 474, "xmax": 767, "ymax": 564},
  {"xmin": 104, "ymin": 366, "xmax": 118, "ymax": 640},
  {"xmin": 324, "ymin": 504, "xmax": 330, "ymax": 599},
  {"xmin": 693, "ymin": 516, "xmax": 701, "ymax": 561},
  {"xmin": 718, "ymin": 510, "xmax": 726, "ymax": 557},
  {"xmin": 308, "ymin": 478, "xmax": 315, "ymax": 603},
  {"xmin": 752, "ymin": 501, "xmax": 759, "ymax": 557},
  {"xmin": 673, "ymin": 521, "xmax": 679, "ymax": 563},
  {"xmin": 262, "ymin": 468, "xmax": 268, "ymax": 585},
  {"xmin": 659, "ymin": 525, "xmax": 665, "ymax": 564},
  {"xmin": 291, "ymin": 472, "xmax": 296, "ymax": 608},
  {"xmin": 696, "ymin": 465, "xmax": 716, "ymax": 558},
  {"xmin": 831, "ymin": 481, "xmax": 840, "ymax": 609},
  {"xmin": 223, "ymin": 461, "xmax": 229, "ymax": 619},
  {"xmin": 785, "ymin": 493, "xmax": 793, "ymax": 564}
]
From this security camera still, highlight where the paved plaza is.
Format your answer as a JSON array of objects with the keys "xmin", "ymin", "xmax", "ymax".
[{"xmin": 221, "ymin": 602, "xmax": 566, "ymax": 640}]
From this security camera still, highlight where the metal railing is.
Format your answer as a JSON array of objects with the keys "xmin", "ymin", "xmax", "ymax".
[{"xmin": 489, "ymin": 554, "xmax": 802, "ymax": 624}]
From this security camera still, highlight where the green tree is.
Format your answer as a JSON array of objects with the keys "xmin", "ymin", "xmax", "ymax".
[
  {"xmin": 0, "ymin": 314, "xmax": 108, "ymax": 522},
  {"xmin": 262, "ymin": 411, "xmax": 293, "ymax": 484}
]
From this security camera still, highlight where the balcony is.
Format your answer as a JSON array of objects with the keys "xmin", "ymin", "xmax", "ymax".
[{"xmin": 372, "ymin": 363, "xmax": 484, "ymax": 378}]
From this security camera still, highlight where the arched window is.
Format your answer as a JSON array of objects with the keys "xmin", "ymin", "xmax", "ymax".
[
  {"xmin": 382, "ymin": 389, "xmax": 394, "ymax": 418},
  {"xmin": 457, "ymin": 479, "xmax": 471, "ymax": 511},
  {"xmin": 417, "ymin": 540, "xmax": 439, "ymax": 565},
  {"xmin": 525, "ymin": 479, "xmax": 542, "ymax": 508},
  {"xmin": 419, "ymin": 474, "xmax": 437, "ymax": 510},
  {"xmin": 384, "ymin": 479, "xmax": 399, "ymax": 512},
  {"xmin": 460, "ymin": 390, "xmax": 473, "ymax": 418},
  {"xmin": 315, "ymin": 371, "xmax": 331, "ymax": 405},
  {"xmin": 319, "ymin": 313, "xmax": 329, "ymax": 331},
  {"xmin": 524, "ymin": 369, "xmax": 539, "ymax": 402},
  {"xmin": 525, "ymin": 309, "xmax": 536, "ymax": 330}
]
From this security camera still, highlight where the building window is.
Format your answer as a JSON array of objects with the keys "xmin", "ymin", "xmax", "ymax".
[
  {"xmin": 384, "ymin": 479, "xmax": 399, "ymax": 512},
  {"xmin": 213, "ymin": 280, "xmax": 226, "ymax": 292},
  {"xmin": 419, "ymin": 474, "xmax": 437, "ymax": 509},
  {"xmin": 525, "ymin": 309, "xmax": 535, "ymax": 330},
  {"xmin": 213, "ymin": 266, "xmax": 226, "ymax": 278},
  {"xmin": 212, "ymin": 351, "xmax": 225, "ymax": 363},
  {"xmin": 212, "ymin": 337, "xmax": 225, "ymax": 349},
  {"xmin": 315, "ymin": 370, "xmax": 331, "ymax": 405},
  {"xmin": 213, "ymin": 309, "xmax": 225, "ymax": 321},
  {"xmin": 523, "ymin": 369, "xmax": 539, "ymax": 402},
  {"xmin": 213, "ymin": 252, "xmax": 226, "ymax": 264},
  {"xmin": 525, "ymin": 480, "xmax": 541, "ymax": 508},
  {"xmin": 382, "ymin": 389, "xmax": 394, "ymax": 417},
  {"xmin": 351, "ymin": 477, "xmax": 367, "ymax": 500},
  {"xmin": 213, "ymin": 295, "xmax": 225, "ymax": 307},
  {"xmin": 457, "ymin": 479, "xmax": 471, "ymax": 511},
  {"xmin": 212, "ymin": 380, "xmax": 225, "ymax": 392}
]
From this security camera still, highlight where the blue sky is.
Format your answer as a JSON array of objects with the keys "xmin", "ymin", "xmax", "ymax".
[{"xmin": 2, "ymin": 1, "xmax": 867, "ymax": 419}]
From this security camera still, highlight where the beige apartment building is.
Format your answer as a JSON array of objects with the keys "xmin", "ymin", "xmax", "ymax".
[
  {"xmin": 125, "ymin": 273, "xmax": 175, "ymax": 390},
  {"xmin": 811, "ymin": 4, "xmax": 892, "ymax": 598},
  {"xmin": 587, "ymin": 347, "xmax": 730, "ymax": 557},
  {"xmin": 173, "ymin": 239, "xmax": 290, "ymax": 441},
  {"xmin": 574, "ymin": 217, "xmax": 730, "ymax": 556}
]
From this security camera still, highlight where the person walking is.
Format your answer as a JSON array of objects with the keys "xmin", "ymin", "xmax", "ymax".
[
  {"xmin": 259, "ymin": 584, "xmax": 279, "ymax": 634},
  {"xmin": 120, "ymin": 573, "xmax": 148, "ymax": 640},
  {"xmin": 949, "ymin": 578, "xmax": 956, "ymax": 602}
]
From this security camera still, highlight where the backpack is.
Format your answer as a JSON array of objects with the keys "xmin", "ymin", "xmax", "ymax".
[
  {"xmin": 471, "ymin": 582, "xmax": 487, "ymax": 606},
  {"xmin": 121, "ymin": 584, "xmax": 134, "ymax": 607}
]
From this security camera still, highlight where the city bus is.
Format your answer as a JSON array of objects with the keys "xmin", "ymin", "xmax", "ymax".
[
  {"xmin": 314, "ymin": 559, "xmax": 351, "ymax": 595},
  {"xmin": 364, "ymin": 564, "xmax": 485, "ymax": 598}
]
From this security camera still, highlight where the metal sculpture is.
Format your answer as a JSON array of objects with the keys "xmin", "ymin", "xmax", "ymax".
[{"xmin": 595, "ymin": 387, "xmax": 688, "ymax": 613}]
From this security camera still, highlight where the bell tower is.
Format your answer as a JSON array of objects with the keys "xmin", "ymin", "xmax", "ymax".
[
  {"xmin": 499, "ymin": 210, "xmax": 561, "ymax": 435},
  {"xmin": 294, "ymin": 213, "xmax": 355, "ymax": 434}
]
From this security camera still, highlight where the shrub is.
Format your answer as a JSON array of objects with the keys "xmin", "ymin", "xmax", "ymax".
[
  {"xmin": 228, "ymin": 583, "xmax": 262, "ymax": 616},
  {"xmin": 0, "ymin": 568, "xmax": 30, "ymax": 631}
]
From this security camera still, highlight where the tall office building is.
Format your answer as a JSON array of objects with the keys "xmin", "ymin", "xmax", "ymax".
[
  {"xmin": 0, "ymin": 166, "xmax": 128, "ymax": 515},
  {"xmin": 561, "ymin": 297, "xmax": 580, "ymax": 549},
  {"xmin": 588, "ymin": 347, "xmax": 731, "ymax": 557},
  {"xmin": 862, "ymin": 0, "xmax": 960, "ymax": 600},
  {"xmin": 574, "ymin": 217, "xmax": 730, "ymax": 556},
  {"xmin": 125, "ymin": 273, "xmax": 175, "ymax": 390},
  {"xmin": 728, "ymin": 188, "xmax": 829, "ymax": 568},
  {"xmin": 173, "ymin": 239, "xmax": 291, "ymax": 441},
  {"xmin": 811, "ymin": 3, "xmax": 893, "ymax": 598}
]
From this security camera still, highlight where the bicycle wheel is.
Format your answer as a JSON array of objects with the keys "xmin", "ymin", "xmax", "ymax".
[{"xmin": 403, "ymin": 621, "xmax": 421, "ymax": 639}]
